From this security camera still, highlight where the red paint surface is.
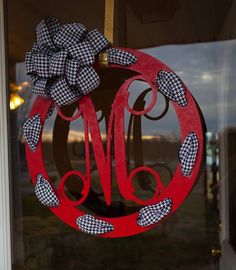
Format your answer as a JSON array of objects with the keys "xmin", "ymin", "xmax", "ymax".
[{"xmin": 26, "ymin": 49, "xmax": 204, "ymax": 238}]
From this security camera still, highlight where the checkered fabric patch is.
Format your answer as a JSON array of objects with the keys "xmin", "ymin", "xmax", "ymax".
[
  {"xmin": 85, "ymin": 30, "xmax": 109, "ymax": 55},
  {"xmin": 76, "ymin": 214, "xmax": 114, "ymax": 235},
  {"xmin": 35, "ymin": 174, "xmax": 60, "ymax": 207},
  {"xmin": 179, "ymin": 132, "xmax": 199, "ymax": 176},
  {"xmin": 108, "ymin": 48, "xmax": 137, "ymax": 66},
  {"xmin": 156, "ymin": 70, "xmax": 187, "ymax": 107},
  {"xmin": 137, "ymin": 198, "xmax": 172, "ymax": 227},
  {"xmin": 23, "ymin": 114, "xmax": 42, "ymax": 151}
]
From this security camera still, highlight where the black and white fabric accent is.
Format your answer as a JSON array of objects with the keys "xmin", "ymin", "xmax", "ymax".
[
  {"xmin": 35, "ymin": 174, "xmax": 60, "ymax": 207},
  {"xmin": 108, "ymin": 48, "xmax": 137, "ymax": 66},
  {"xmin": 46, "ymin": 105, "xmax": 55, "ymax": 119},
  {"xmin": 179, "ymin": 132, "xmax": 199, "ymax": 176},
  {"xmin": 137, "ymin": 198, "xmax": 172, "ymax": 227},
  {"xmin": 76, "ymin": 214, "xmax": 114, "ymax": 235},
  {"xmin": 23, "ymin": 114, "xmax": 42, "ymax": 151},
  {"xmin": 156, "ymin": 70, "xmax": 187, "ymax": 107},
  {"xmin": 25, "ymin": 16, "xmax": 137, "ymax": 106}
]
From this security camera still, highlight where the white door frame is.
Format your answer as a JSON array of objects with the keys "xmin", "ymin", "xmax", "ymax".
[{"xmin": 0, "ymin": 0, "xmax": 12, "ymax": 269}]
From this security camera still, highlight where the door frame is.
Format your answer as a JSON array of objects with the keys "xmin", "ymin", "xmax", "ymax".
[
  {"xmin": 219, "ymin": 128, "xmax": 236, "ymax": 269},
  {"xmin": 0, "ymin": 0, "xmax": 12, "ymax": 269}
]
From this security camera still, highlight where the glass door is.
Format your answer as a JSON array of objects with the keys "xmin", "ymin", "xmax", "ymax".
[{"xmin": 3, "ymin": 0, "xmax": 236, "ymax": 269}]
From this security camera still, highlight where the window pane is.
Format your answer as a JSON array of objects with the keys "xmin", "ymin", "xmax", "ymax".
[{"xmin": 6, "ymin": 1, "xmax": 236, "ymax": 269}]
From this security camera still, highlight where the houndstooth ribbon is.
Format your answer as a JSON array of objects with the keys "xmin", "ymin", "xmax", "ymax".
[
  {"xmin": 156, "ymin": 70, "xmax": 187, "ymax": 107},
  {"xmin": 179, "ymin": 132, "xmax": 199, "ymax": 176},
  {"xmin": 35, "ymin": 174, "xmax": 60, "ymax": 207},
  {"xmin": 76, "ymin": 214, "xmax": 114, "ymax": 235},
  {"xmin": 23, "ymin": 114, "xmax": 42, "ymax": 151},
  {"xmin": 137, "ymin": 198, "xmax": 172, "ymax": 227},
  {"xmin": 25, "ymin": 17, "xmax": 137, "ymax": 106}
]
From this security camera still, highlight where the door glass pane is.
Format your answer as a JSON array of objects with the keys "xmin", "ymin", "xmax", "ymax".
[{"xmin": 6, "ymin": 0, "xmax": 236, "ymax": 269}]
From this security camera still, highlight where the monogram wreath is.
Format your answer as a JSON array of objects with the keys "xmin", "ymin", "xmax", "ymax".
[{"xmin": 23, "ymin": 17, "xmax": 202, "ymax": 237}]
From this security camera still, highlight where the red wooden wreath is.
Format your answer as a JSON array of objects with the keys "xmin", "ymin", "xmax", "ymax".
[{"xmin": 26, "ymin": 48, "xmax": 204, "ymax": 238}]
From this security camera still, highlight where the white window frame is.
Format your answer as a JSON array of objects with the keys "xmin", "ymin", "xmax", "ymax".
[{"xmin": 0, "ymin": 0, "xmax": 12, "ymax": 269}]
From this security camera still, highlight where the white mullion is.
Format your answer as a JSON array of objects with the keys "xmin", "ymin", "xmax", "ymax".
[{"xmin": 0, "ymin": 0, "xmax": 12, "ymax": 269}]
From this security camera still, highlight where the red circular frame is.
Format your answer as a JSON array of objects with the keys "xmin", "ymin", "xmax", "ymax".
[{"xmin": 26, "ymin": 49, "xmax": 204, "ymax": 238}]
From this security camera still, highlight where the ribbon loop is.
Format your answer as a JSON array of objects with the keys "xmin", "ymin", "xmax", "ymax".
[
  {"xmin": 50, "ymin": 78, "xmax": 79, "ymax": 106},
  {"xmin": 67, "ymin": 42, "xmax": 94, "ymax": 65},
  {"xmin": 32, "ymin": 78, "xmax": 48, "ymax": 96},
  {"xmin": 49, "ymin": 51, "xmax": 68, "ymax": 76},
  {"xmin": 77, "ymin": 66, "xmax": 100, "ymax": 95},
  {"xmin": 54, "ymin": 23, "xmax": 87, "ymax": 49},
  {"xmin": 25, "ymin": 52, "xmax": 36, "ymax": 74},
  {"xmin": 85, "ymin": 29, "xmax": 109, "ymax": 54},
  {"xmin": 65, "ymin": 59, "xmax": 80, "ymax": 85},
  {"xmin": 36, "ymin": 17, "xmax": 60, "ymax": 49},
  {"xmin": 33, "ymin": 53, "xmax": 50, "ymax": 78}
]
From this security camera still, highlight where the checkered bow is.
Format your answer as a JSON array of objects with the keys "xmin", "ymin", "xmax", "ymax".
[
  {"xmin": 157, "ymin": 70, "xmax": 187, "ymax": 107},
  {"xmin": 25, "ymin": 17, "xmax": 137, "ymax": 106},
  {"xmin": 76, "ymin": 214, "xmax": 114, "ymax": 235},
  {"xmin": 137, "ymin": 198, "xmax": 172, "ymax": 227}
]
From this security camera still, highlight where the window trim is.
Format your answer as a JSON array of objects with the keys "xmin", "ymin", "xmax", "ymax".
[{"xmin": 0, "ymin": 0, "xmax": 12, "ymax": 269}]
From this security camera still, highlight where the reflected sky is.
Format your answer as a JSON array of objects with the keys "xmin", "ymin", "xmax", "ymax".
[
  {"xmin": 16, "ymin": 39, "xmax": 236, "ymax": 137},
  {"xmin": 142, "ymin": 39, "xmax": 236, "ymax": 133}
]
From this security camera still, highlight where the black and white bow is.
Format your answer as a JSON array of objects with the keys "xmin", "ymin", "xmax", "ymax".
[
  {"xmin": 156, "ymin": 70, "xmax": 187, "ymax": 107},
  {"xmin": 25, "ymin": 17, "xmax": 137, "ymax": 106},
  {"xmin": 137, "ymin": 198, "xmax": 172, "ymax": 227},
  {"xmin": 23, "ymin": 114, "xmax": 42, "ymax": 151},
  {"xmin": 179, "ymin": 132, "xmax": 199, "ymax": 176},
  {"xmin": 35, "ymin": 174, "xmax": 60, "ymax": 207},
  {"xmin": 76, "ymin": 214, "xmax": 114, "ymax": 235}
]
